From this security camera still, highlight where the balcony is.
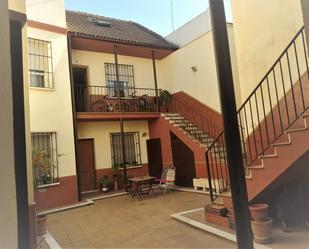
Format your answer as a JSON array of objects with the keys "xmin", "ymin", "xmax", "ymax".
[{"xmin": 74, "ymin": 85, "xmax": 161, "ymax": 121}]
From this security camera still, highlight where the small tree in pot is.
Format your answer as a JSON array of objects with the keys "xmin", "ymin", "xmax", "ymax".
[{"xmin": 159, "ymin": 89, "xmax": 172, "ymax": 112}]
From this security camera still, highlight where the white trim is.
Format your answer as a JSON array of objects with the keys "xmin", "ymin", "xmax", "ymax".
[
  {"xmin": 38, "ymin": 200, "xmax": 94, "ymax": 216},
  {"xmin": 87, "ymin": 191, "xmax": 127, "ymax": 201},
  {"xmin": 171, "ymin": 208, "xmax": 272, "ymax": 249},
  {"xmin": 43, "ymin": 231, "xmax": 62, "ymax": 249},
  {"xmin": 29, "ymin": 86, "xmax": 55, "ymax": 91},
  {"xmin": 37, "ymin": 182, "xmax": 60, "ymax": 189}
]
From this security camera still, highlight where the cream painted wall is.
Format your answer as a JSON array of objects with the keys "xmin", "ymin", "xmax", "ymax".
[
  {"xmin": 158, "ymin": 25, "xmax": 241, "ymax": 112},
  {"xmin": 27, "ymin": 27, "xmax": 77, "ymax": 177},
  {"xmin": 77, "ymin": 121, "xmax": 150, "ymax": 169},
  {"xmin": 0, "ymin": 2, "xmax": 18, "ymax": 247},
  {"xmin": 72, "ymin": 50, "xmax": 156, "ymax": 89},
  {"xmin": 26, "ymin": 0, "xmax": 66, "ymax": 28},
  {"xmin": 231, "ymin": 0, "xmax": 305, "ymax": 103},
  {"xmin": 165, "ymin": 10, "xmax": 212, "ymax": 47}
]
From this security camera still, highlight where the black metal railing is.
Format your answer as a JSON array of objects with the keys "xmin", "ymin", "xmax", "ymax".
[
  {"xmin": 206, "ymin": 26, "xmax": 309, "ymax": 201},
  {"xmin": 74, "ymin": 85, "xmax": 160, "ymax": 113}
]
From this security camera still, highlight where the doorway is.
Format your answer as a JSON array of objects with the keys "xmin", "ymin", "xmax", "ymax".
[
  {"xmin": 146, "ymin": 138, "xmax": 163, "ymax": 178},
  {"xmin": 73, "ymin": 67, "xmax": 88, "ymax": 112},
  {"xmin": 170, "ymin": 132, "xmax": 196, "ymax": 187},
  {"xmin": 77, "ymin": 139, "xmax": 96, "ymax": 192}
]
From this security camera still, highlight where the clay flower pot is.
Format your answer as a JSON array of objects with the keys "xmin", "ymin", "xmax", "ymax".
[
  {"xmin": 251, "ymin": 218, "xmax": 273, "ymax": 244},
  {"xmin": 249, "ymin": 203, "xmax": 269, "ymax": 221}
]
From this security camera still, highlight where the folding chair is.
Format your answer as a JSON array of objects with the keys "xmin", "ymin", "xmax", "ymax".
[{"xmin": 156, "ymin": 167, "xmax": 176, "ymax": 194}]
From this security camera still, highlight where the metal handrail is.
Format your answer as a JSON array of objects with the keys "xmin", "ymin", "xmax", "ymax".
[{"xmin": 206, "ymin": 26, "xmax": 309, "ymax": 202}]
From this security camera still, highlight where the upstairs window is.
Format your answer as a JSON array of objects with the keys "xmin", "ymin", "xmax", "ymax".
[
  {"xmin": 110, "ymin": 132, "xmax": 141, "ymax": 167},
  {"xmin": 31, "ymin": 132, "xmax": 58, "ymax": 186},
  {"xmin": 28, "ymin": 38, "xmax": 53, "ymax": 88},
  {"xmin": 104, "ymin": 63, "xmax": 134, "ymax": 97}
]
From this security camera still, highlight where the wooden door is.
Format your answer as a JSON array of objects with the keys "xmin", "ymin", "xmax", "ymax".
[
  {"xmin": 170, "ymin": 132, "xmax": 196, "ymax": 187},
  {"xmin": 146, "ymin": 138, "xmax": 163, "ymax": 178},
  {"xmin": 78, "ymin": 139, "xmax": 96, "ymax": 192}
]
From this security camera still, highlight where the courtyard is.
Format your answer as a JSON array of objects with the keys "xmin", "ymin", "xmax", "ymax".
[{"xmin": 46, "ymin": 191, "xmax": 234, "ymax": 248}]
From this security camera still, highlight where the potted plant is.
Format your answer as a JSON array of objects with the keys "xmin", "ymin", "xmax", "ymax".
[
  {"xmin": 250, "ymin": 203, "xmax": 273, "ymax": 244},
  {"xmin": 159, "ymin": 89, "xmax": 172, "ymax": 111},
  {"xmin": 32, "ymin": 149, "xmax": 56, "ymax": 236},
  {"xmin": 98, "ymin": 175, "xmax": 112, "ymax": 192}
]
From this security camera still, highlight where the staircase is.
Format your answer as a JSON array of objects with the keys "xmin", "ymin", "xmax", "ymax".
[
  {"xmin": 163, "ymin": 113, "xmax": 221, "ymax": 148},
  {"xmin": 205, "ymin": 26, "xmax": 309, "ymax": 229}
]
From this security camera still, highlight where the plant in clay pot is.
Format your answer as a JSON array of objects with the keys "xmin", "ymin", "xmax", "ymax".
[
  {"xmin": 250, "ymin": 203, "xmax": 273, "ymax": 244},
  {"xmin": 98, "ymin": 175, "xmax": 112, "ymax": 192}
]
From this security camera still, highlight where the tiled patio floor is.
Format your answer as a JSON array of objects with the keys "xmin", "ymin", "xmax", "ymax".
[{"xmin": 47, "ymin": 191, "xmax": 235, "ymax": 248}]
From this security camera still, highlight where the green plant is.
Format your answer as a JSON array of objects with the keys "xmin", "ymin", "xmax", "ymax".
[
  {"xmin": 159, "ymin": 89, "xmax": 172, "ymax": 107},
  {"xmin": 112, "ymin": 163, "xmax": 120, "ymax": 171},
  {"xmin": 32, "ymin": 149, "xmax": 55, "ymax": 188},
  {"xmin": 131, "ymin": 161, "xmax": 138, "ymax": 166},
  {"xmin": 98, "ymin": 175, "xmax": 112, "ymax": 187}
]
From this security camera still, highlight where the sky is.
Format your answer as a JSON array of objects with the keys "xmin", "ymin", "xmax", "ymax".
[{"xmin": 65, "ymin": 0, "xmax": 232, "ymax": 37}]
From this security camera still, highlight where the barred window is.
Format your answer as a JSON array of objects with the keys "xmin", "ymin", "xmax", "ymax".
[
  {"xmin": 28, "ymin": 38, "xmax": 53, "ymax": 88},
  {"xmin": 110, "ymin": 132, "xmax": 141, "ymax": 167},
  {"xmin": 104, "ymin": 63, "xmax": 134, "ymax": 97},
  {"xmin": 31, "ymin": 132, "xmax": 58, "ymax": 186}
]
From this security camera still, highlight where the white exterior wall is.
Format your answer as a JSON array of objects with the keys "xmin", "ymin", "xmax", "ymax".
[
  {"xmin": 27, "ymin": 27, "xmax": 77, "ymax": 177},
  {"xmin": 26, "ymin": 0, "xmax": 66, "ymax": 27},
  {"xmin": 77, "ymin": 121, "xmax": 150, "ymax": 169},
  {"xmin": 159, "ymin": 25, "xmax": 241, "ymax": 111},
  {"xmin": 165, "ymin": 10, "xmax": 212, "ymax": 48}
]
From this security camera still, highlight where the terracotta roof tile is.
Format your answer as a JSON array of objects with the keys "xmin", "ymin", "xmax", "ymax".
[{"xmin": 66, "ymin": 10, "xmax": 177, "ymax": 50}]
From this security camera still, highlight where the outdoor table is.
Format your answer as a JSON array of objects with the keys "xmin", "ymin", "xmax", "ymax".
[{"xmin": 129, "ymin": 176, "xmax": 157, "ymax": 200}]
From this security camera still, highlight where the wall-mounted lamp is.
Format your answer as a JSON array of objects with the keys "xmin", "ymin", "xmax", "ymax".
[
  {"xmin": 142, "ymin": 132, "xmax": 148, "ymax": 137},
  {"xmin": 191, "ymin": 66, "xmax": 198, "ymax": 72}
]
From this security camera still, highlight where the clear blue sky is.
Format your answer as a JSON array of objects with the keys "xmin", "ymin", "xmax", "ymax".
[{"xmin": 65, "ymin": 0, "xmax": 232, "ymax": 37}]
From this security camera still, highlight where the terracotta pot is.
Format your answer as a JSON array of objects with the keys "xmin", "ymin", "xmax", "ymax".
[
  {"xmin": 249, "ymin": 203, "xmax": 269, "ymax": 221},
  {"xmin": 251, "ymin": 218, "xmax": 273, "ymax": 244},
  {"xmin": 37, "ymin": 215, "xmax": 47, "ymax": 236}
]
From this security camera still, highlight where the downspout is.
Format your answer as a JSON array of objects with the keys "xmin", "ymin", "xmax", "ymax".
[{"xmin": 67, "ymin": 32, "xmax": 82, "ymax": 201}]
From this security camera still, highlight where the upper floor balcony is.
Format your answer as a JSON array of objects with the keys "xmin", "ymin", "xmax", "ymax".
[{"xmin": 74, "ymin": 85, "xmax": 162, "ymax": 121}]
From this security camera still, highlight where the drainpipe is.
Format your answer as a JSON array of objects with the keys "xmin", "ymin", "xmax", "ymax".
[
  {"xmin": 209, "ymin": 1, "xmax": 253, "ymax": 248},
  {"xmin": 67, "ymin": 32, "xmax": 82, "ymax": 201},
  {"xmin": 114, "ymin": 45, "xmax": 128, "ymax": 190},
  {"xmin": 151, "ymin": 50, "xmax": 160, "ymax": 112}
]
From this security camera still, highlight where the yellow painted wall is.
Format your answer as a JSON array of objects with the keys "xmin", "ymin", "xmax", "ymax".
[
  {"xmin": 231, "ymin": 0, "xmax": 305, "ymax": 102},
  {"xmin": 0, "ymin": 2, "xmax": 18, "ymax": 247},
  {"xmin": 77, "ymin": 121, "xmax": 150, "ymax": 169},
  {"xmin": 158, "ymin": 25, "xmax": 241, "ymax": 112},
  {"xmin": 27, "ymin": 27, "xmax": 77, "ymax": 177},
  {"xmin": 26, "ymin": 0, "xmax": 66, "ymax": 28},
  {"xmin": 72, "ymin": 50, "xmax": 156, "ymax": 89}
]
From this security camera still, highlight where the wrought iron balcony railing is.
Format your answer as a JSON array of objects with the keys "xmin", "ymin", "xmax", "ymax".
[{"xmin": 74, "ymin": 85, "xmax": 160, "ymax": 113}]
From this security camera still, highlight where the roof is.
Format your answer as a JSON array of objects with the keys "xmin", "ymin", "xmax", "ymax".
[{"xmin": 66, "ymin": 10, "xmax": 178, "ymax": 50}]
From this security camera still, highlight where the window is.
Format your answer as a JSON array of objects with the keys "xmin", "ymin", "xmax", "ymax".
[
  {"xmin": 105, "ymin": 63, "xmax": 135, "ymax": 97},
  {"xmin": 31, "ymin": 132, "xmax": 58, "ymax": 186},
  {"xmin": 110, "ymin": 132, "xmax": 141, "ymax": 167},
  {"xmin": 28, "ymin": 38, "xmax": 53, "ymax": 88}
]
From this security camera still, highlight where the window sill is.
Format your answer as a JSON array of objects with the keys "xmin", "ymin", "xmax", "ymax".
[
  {"xmin": 37, "ymin": 182, "xmax": 60, "ymax": 189},
  {"xmin": 29, "ymin": 87, "xmax": 55, "ymax": 92},
  {"xmin": 122, "ymin": 165, "xmax": 144, "ymax": 170}
]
